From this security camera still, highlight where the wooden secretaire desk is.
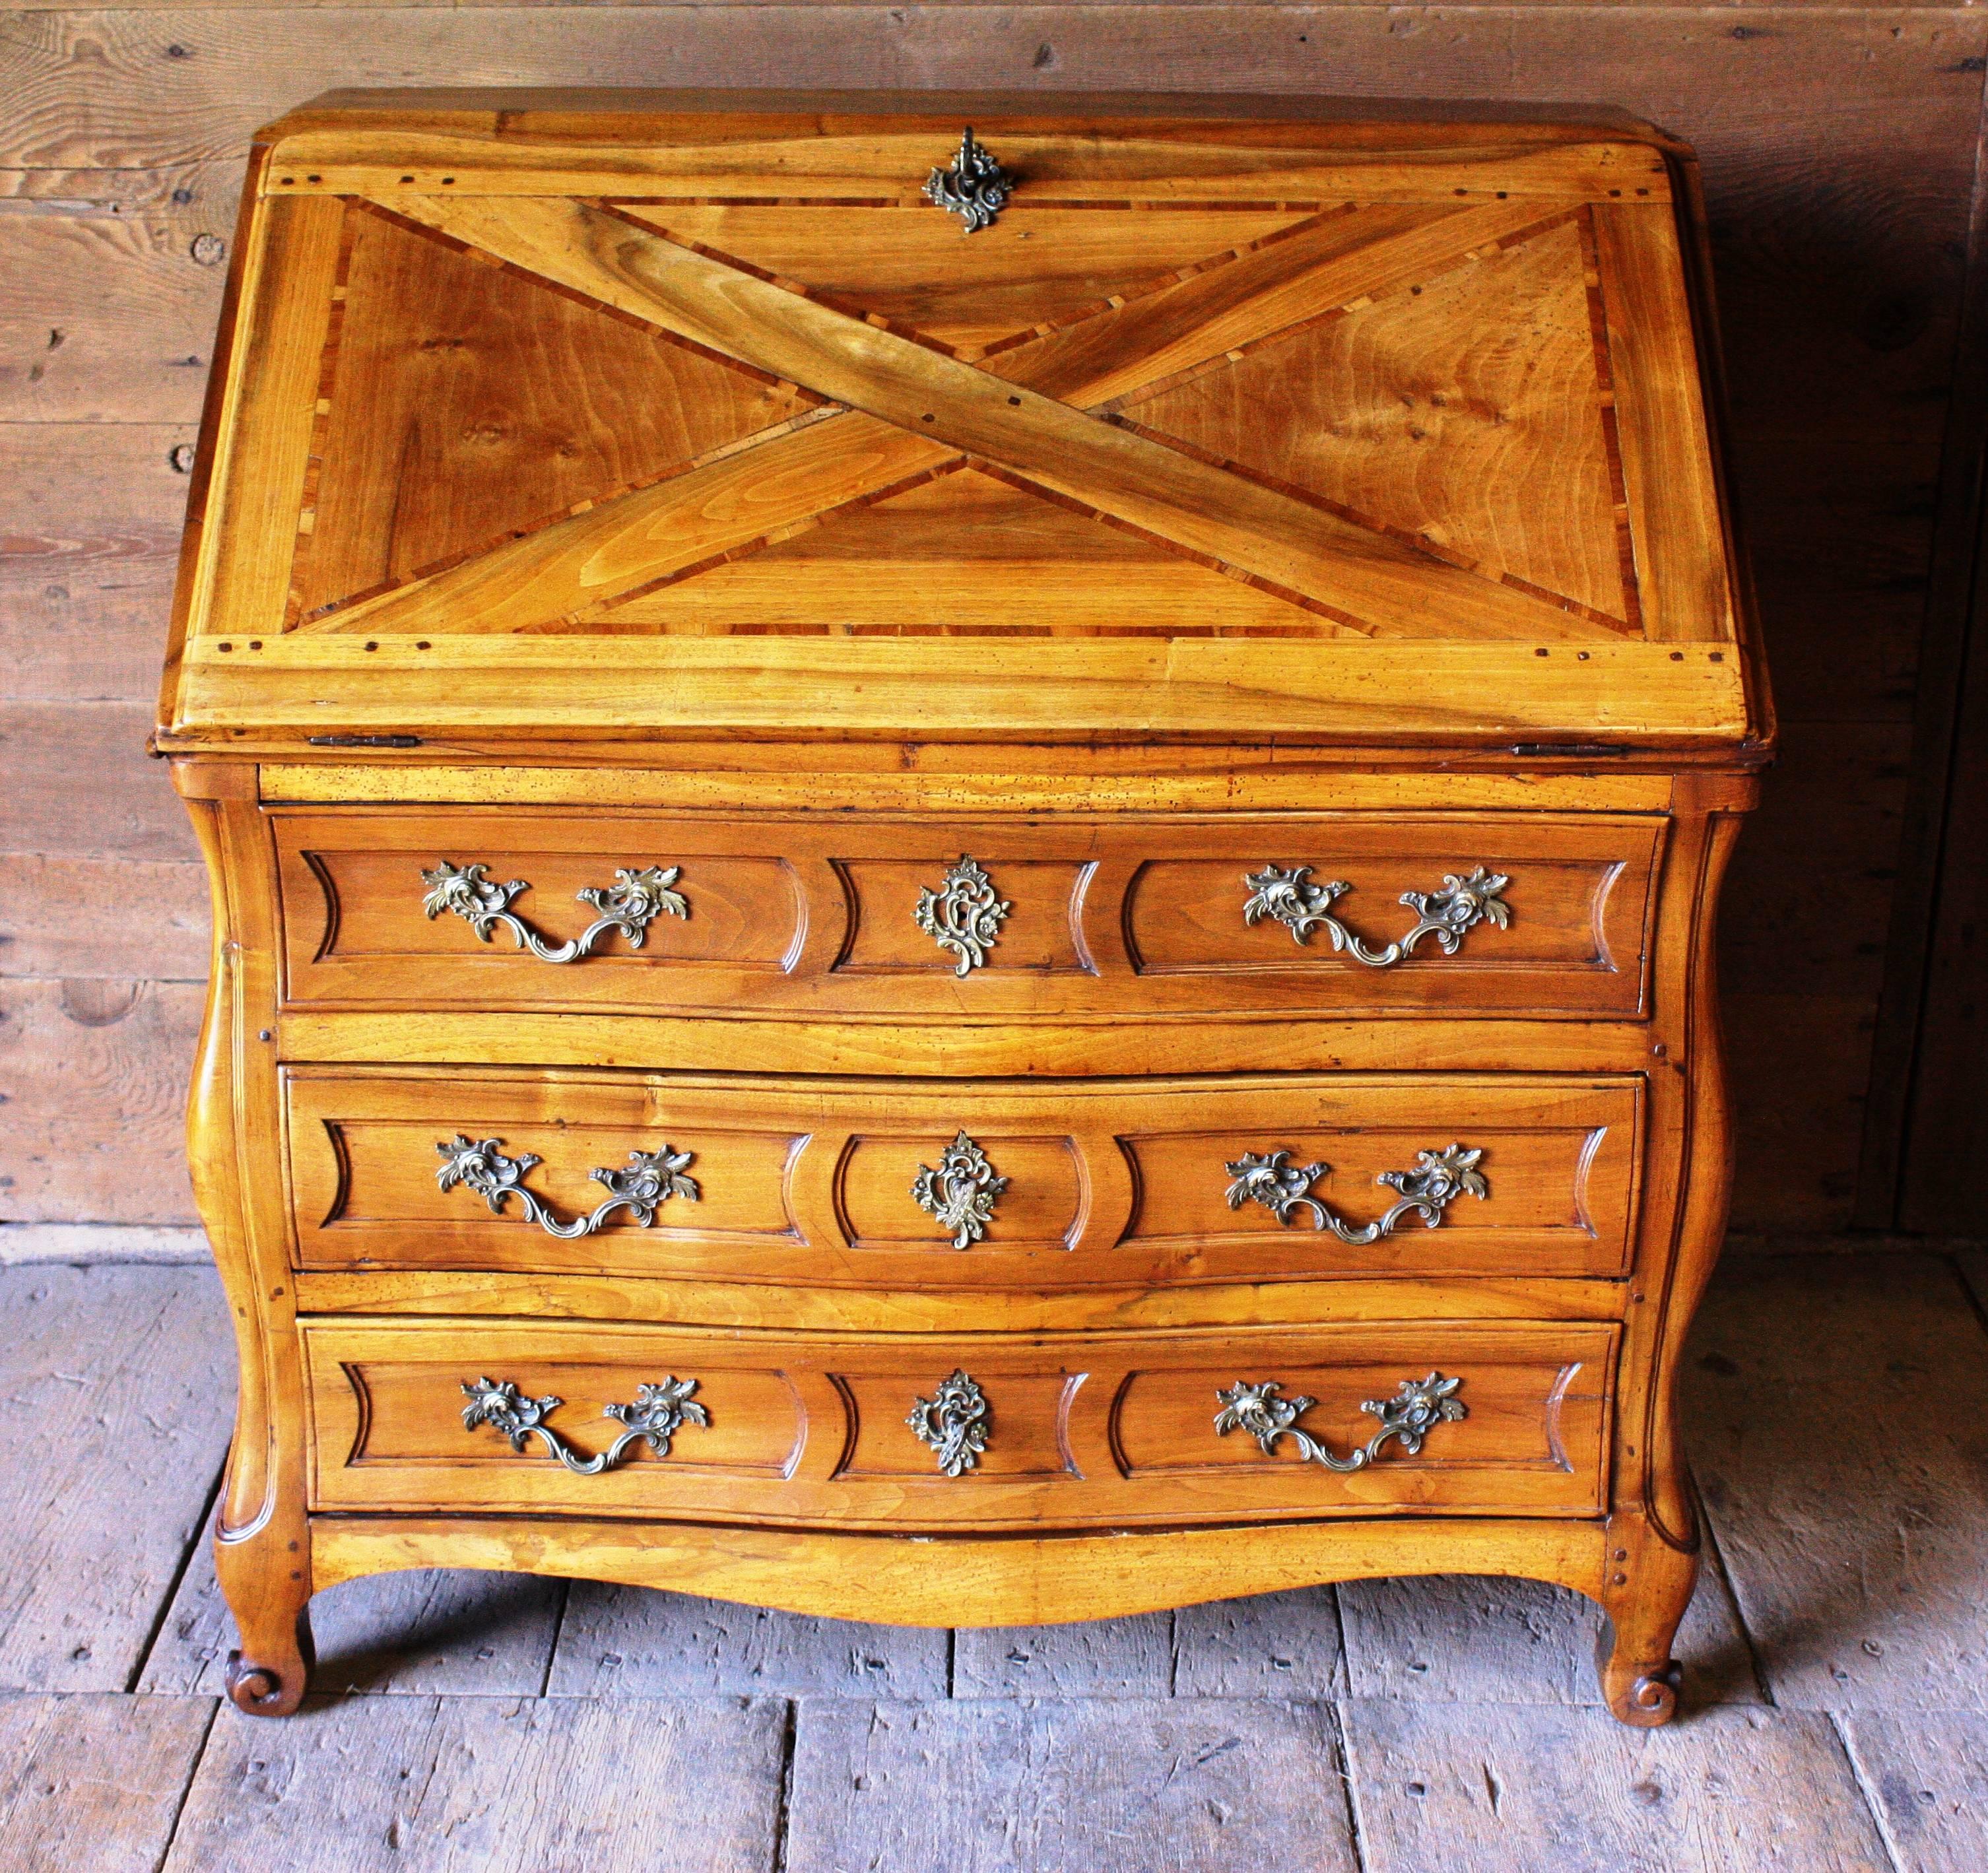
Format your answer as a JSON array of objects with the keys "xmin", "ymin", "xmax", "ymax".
[{"xmin": 156, "ymin": 88, "xmax": 1771, "ymax": 1722}]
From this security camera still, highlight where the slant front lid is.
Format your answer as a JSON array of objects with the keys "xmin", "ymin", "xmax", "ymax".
[{"xmin": 160, "ymin": 92, "xmax": 1761, "ymax": 746}]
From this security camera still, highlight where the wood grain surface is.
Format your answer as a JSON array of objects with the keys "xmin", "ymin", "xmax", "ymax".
[
  {"xmin": 1684, "ymin": 1254, "xmax": 1988, "ymax": 1710},
  {"xmin": 5, "ymin": 11, "xmax": 1973, "ymax": 1227},
  {"xmin": 0, "ymin": 1695, "xmax": 216, "ymax": 1873},
  {"xmin": 1342, "ymin": 1701, "xmax": 1894, "ymax": 1873},
  {"xmin": 0, "ymin": 1265, "xmax": 230, "ymax": 1688},
  {"xmin": 0, "ymin": 1256, "xmax": 1978, "ymax": 1863},
  {"xmin": 785, "ymin": 1699, "xmax": 1360, "ymax": 1873},
  {"xmin": 160, "ymin": 1694, "xmax": 790, "ymax": 1872}
]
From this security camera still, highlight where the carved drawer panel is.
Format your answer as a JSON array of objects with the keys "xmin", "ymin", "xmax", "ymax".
[
  {"xmin": 271, "ymin": 806, "xmax": 1663, "ymax": 1019},
  {"xmin": 282, "ymin": 1066, "xmax": 1643, "ymax": 1284},
  {"xmin": 301, "ymin": 1317, "xmax": 1615, "ymax": 1527}
]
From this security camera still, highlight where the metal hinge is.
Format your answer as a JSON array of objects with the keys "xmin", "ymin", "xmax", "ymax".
[
  {"xmin": 306, "ymin": 733, "xmax": 423, "ymax": 748},
  {"xmin": 1508, "ymin": 742, "xmax": 1638, "ymax": 758}
]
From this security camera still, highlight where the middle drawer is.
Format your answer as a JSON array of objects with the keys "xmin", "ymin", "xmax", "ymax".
[{"xmin": 283, "ymin": 1067, "xmax": 1644, "ymax": 1285}]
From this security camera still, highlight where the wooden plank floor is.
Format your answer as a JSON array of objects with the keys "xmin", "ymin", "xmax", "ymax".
[{"xmin": 4, "ymin": 1252, "xmax": 1984, "ymax": 1871}]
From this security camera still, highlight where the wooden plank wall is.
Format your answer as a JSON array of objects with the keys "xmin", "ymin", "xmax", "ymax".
[{"xmin": 3, "ymin": 4, "xmax": 1981, "ymax": 1236}]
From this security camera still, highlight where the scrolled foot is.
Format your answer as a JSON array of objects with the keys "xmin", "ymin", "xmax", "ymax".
[
  {"xmin": 1611, "ymin": 1655, "xmax": 1684, "ymax": 1727},
  {"xmin": 226, "ymin": 1649, "xmax": 306, "ymax": 1716}
]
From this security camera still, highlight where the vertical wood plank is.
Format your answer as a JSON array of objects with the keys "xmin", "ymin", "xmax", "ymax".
[
  {"xmin": 0, "ymin": 857, "xmax": 210, "ymax": 981},
  {"xmin": 1685, "ymin": 1253, "xmax": 1988, "ymax": 1709},
  {"xmin": 0, "ymin": 1265, "xmax": 231, "ymax": 1690},
  {"xmin": 1839, "ymin": 1711, "xmax": 1988, "ymax": 1873},
  {"xmin": 785, "ymin": 1699, "xmax": 1361, "ymax": 1873},
  {"xmin": 950, "ymin": 1614, "xmax": 1174, "ymax": 1697},
  {"xmin": 1855, "ymin": 74, "xmax": 1988, "ymax": 1230},
  {"xmin": 162, "ymin": 1694, "xmax": 789, "ymax": 1872},
  {"xmin": 1337, "ymin": 1567, "xmax": 1762, "ymax": 1710},
  {"xmin": 0, "ymin": 1692, "xmax": 215, "ymax": 1873},
  {"xmin": 1172, "ymin": 1587, "xmax": 1346, "ymax": 1699},
  {"xmin": 0, "ymin": 211, "xmax": 227, "ymax": 422},
  {"xmin": 1892, "ymin": 494, "xmax": 1988, "ymax": 1226},
  {"xmin": 0, "ymin": 700, "xmax": 194, "ymax": 859},
  {"xmin": 1342, "ymin": 1702, "xmax": 1893, "ymax": 1873},
  {"xmin": 547, "ymin": 1582, "xmax": 948, "ymax": 1699}
]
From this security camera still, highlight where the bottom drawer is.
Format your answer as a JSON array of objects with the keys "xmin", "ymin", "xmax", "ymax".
[{"xmin": 303, "ymin": 1318, "xmax": 1615, "ymax": 1530}]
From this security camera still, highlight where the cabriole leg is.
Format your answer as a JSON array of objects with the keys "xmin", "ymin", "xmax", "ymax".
[
  {"xmin": 216, "ymin": 1525, "xmax": 315, "ymax": 1715},
  {"xmin": 1593, "ymin": 1513, "xmax": 1698, "ymax": 1726}
]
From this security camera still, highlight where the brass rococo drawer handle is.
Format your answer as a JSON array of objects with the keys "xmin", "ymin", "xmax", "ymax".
[
  {"xmin": 461, "ymin": 1375, "xmax": 707, "ymax": 1474},
  {"xmin": 1214, "ymin": 1373, "xmax": 1466, "ymax": 1474},
  {"xmin": 1225, "ymin": 1144, "xmax": 1487, "ymax": 1243},
  {"xmin": 436, "ymin": 1134, "xmax": 699, "ymax": 1238},
  {"xmin": 907, "ymin": 1369, "xmax": 991, "ymax": 1476},
  {"xmin": 420, "ymin": 859, "xmax": 688, "ymax": 962},
  {"xmin": 1242, "ymin": 863, "xmax": 1510, "ymax": 964}
]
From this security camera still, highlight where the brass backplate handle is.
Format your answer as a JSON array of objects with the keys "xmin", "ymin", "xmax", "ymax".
[
  {"xmin": 420, "ymin": 859, "xmax": 687, "ymax": 962},
  {"xmin": 461, "ymin": 1375, "xmax": 707, "ymax": 1474},
  {"xmin": 1214, "ymin": 1373, "xmax": 1466, "ymax": 1473},
  {"xmin": 436, "ymin": 1135, "xmax": 699, "ymax": 1238},
  {"xmin": 1242, "ymin": 863, "xmax": 1510, "ymax": 965},
  {"xmin": 1224, "ymin": 1144, "xmax": 1488, "ymax": 1243}
]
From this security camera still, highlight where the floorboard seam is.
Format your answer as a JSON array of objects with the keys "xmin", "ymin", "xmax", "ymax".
[
  {"xmin": 149, "ymin": 1693, "xmax": 222, "ymax": 1873},
  {"xmin": 1324, "ymin": 1697, "xmax": 1372, "ymax": 1873},
  {"xmin": 1327, "ymin": 1583, "xmax": 1354, "ymax": 1697},
  {"xmin": 127, "ymin": 1453, "xmax": 227, "ymax": 1695},
  {"xmin": 768, "ymin": 1697, "xmax": 799, "ymax": 1873},
  {"xmin": 1828, "ymin": 1708, "xmax": 1908, "ymax": 1873},
  {"xmin": 537, "ymin": 1579, "xmax": 570, "ymax": 1698},
  {"xmin": 1696, "ymin": 1475, "xmax": 1775, "ymax": 1707},
  {"xmin": 1944, "ymin": 1249, "xmax": 1988, "ymax": 1339}
]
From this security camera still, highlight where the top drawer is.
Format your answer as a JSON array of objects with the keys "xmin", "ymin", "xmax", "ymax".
[{"xmin": 273, "ymin": 808, "xmax": 1663, "ymax": 1020}]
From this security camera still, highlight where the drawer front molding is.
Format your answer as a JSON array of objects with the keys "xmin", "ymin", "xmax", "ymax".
[
  {"xmin": 436, "ymin": 1133, "xmax": 700, "ymax": 1237},
  {"xmin": 1223, "ymin": 1143, "xmax": 1488, "ymax": 1241},
  {"xmin": 1213, "ymin": 1372, "xmax": 1466, "ymax": 1473},
  {"xmin": 420, "ymin": 858, "xmax": 688, "ymax": 962},
  {"xmin": 906, "ymin": 1369, "xmax": 992, "ymax": 1476},
  {"xmin": 1242, "ymin": 863, "xmax": 1510, "ymax": 964},
  {"xmin": 459, "ymin": 1373, "xmax": 708, "ymax": 1474}
]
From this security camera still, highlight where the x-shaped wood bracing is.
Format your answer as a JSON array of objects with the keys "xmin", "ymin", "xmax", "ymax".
[{"xmin": 304, "ymin": 193, "xmax": 1626, "ymax": 641}]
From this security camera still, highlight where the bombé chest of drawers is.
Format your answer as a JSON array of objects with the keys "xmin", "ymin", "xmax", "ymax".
[{"xmin": 158, "ymin": 88, "xmax": 1771, "ymax": 1723}]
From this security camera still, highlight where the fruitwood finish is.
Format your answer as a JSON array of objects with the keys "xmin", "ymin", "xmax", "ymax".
[{"xmin": 160, "ymin": 90, "xmax": 1769, "ymax": 1727}]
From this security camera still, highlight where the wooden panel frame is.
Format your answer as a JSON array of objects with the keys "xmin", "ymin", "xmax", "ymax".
[{"xmin": 157, "ymin": 93, "xmax": 1766, "ymax": 752}]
